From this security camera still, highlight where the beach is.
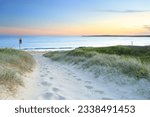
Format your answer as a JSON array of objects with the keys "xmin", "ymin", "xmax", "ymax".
[
  {"xmin": 16, "ymin": 52, "xmax": 115, "ymax": 100},
  {"xmin": 10, "ymin": 48, "xmax": 149, "ymax": 100},
  {"xmin": 0, "ymin": 45, "xmax": 150, "ymax": 100}
]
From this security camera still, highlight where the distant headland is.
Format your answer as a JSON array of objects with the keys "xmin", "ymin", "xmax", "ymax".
[{"xmin": 82, "ymin": 35, "xmax": 150, "ymax": 37}]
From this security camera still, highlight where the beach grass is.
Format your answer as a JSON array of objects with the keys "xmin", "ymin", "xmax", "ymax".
[
  {"xmin": 0, "ymin": 48, "xmax": 35, "ymax": 97},
  {"xmin": 44, "ymin": 46, "xmax": 150, "ymax": 80}
]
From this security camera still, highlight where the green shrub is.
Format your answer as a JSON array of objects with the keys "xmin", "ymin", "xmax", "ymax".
[{"xmin": 44, "ymin": 46, "xmax": 150, "ymax": 80}]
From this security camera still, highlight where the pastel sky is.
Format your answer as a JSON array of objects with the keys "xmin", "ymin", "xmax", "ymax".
[{"xmin": 0, "ymin": 0, "xmax": 150, "ymax": 35}]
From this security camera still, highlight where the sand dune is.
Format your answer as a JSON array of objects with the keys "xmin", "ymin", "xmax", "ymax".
[{"xmin": 15, "ymin": 52, "xmax": 149, "ymax": 100}]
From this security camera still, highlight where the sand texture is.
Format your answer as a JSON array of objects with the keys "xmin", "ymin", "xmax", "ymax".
[{"xmin": 10, "ymin": 52, "xmax": 150, "ymax": 100}]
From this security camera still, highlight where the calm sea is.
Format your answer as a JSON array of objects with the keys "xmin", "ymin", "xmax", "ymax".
[{"xmin": 0, "ymin": 35, "xmax": 150, "ymax": 51}]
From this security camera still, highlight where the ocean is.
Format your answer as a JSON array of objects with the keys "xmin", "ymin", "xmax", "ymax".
[{"xmin": 0, "ymin": 35, "xmax": 150, "ymax": 51}]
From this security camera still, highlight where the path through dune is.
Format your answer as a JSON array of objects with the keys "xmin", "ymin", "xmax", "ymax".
[
  {"xmin": 22, "ymin": 52, "xmax": 115, "ymax": 100},
  {"xmin": 18, "ymin": 52, "xmax": 149, "ymax": 100}
]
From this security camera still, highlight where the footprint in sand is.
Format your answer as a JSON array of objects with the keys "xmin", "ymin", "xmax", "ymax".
[
  {"xmin": 56, "ymin": 95, "xmax": 66, "ymax": 100},
  {"xmin": 67, "ymin": 73, "xmax": 75, "ymax": 76},
  {"xmin": 85, "ymin": 81, "xmax": 92, "ymax": 84},
  {"xmin": 40, "ymin": 74, "xmax": 45, "ymax": 77},
  {"xmin": 67, "ymin": 73, "xmax": 71, "ymax": 75},
  {"xmin": 46, "ymin": 71, "xmax": 50, "ymax": 73},
  {"xmin": 49, "ymin": 77, "xmax": 54, "ymax": 80},
  {"xmin": 41, "ymin": 81, "xmax": 52, "ymax": 86},
  {"xmin": 44, "ymin": 74, "xmax": 48, "ymax": 76},
  {"xmin": 94, "ymin": 90, "xmax": 104, "ymax": 94},
  {"xmin": 85, "ymin": 85, "xmax": 93, "ymax": 89},
  {"xmin": 52, "ymin": 87, "xmax": 60, "ymax": 92},
  {"xmin": 43, "ymin": 92, "xmax": 53, "ymax": 99},
  {"xmin": 42, "ymin": 93, "xmax": 66, "ymax": 100},
  {"xmin": 43, "ymin": 68, "xmax": 48, "ymax": 70},
  {"xmin": 73, "ymin": 75, "xmax": 77, "ymax": 78},
  {"xmin": 76, "ymin": 78, "xmax": 81, "ymax": 81},
  {"xmin": 102, "ymin": 97, "xmax": 113, "ymax": 100}
]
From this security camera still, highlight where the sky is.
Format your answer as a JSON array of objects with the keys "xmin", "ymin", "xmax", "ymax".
[{"xmin": 0, "ymin": 0, "xmax": 150, "ymax": 36}]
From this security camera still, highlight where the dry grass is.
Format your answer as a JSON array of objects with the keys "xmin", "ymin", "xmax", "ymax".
[
  {"xmin": 44, "ymin": 46, "xmax": 150, "ymax": 80},
  {"xmin": 0, "ymin": 48, "xmax": 35, "ymax": 98}
]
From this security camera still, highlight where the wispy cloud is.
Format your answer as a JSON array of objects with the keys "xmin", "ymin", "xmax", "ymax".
[
  {"xmin": 97, "ymin": 10, "xmax": 150, "ymax": 13},
  {"xmin": 144, "ymin": 25, "xmax": 150, "ymax": 31}
]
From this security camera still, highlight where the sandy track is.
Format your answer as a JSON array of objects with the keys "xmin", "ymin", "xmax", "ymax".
[
  {"xmin": 17, "ymin": 52, "xmax": 149, "ymax": 100},
  {"xmin": 23, "ymin": 53, "xmax": 113, "ymax": 100}
]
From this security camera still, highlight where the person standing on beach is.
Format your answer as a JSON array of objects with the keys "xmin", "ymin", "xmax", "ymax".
[{"xmin": 19, "ymin": 38, "xmax": 22, "ymax": 49}]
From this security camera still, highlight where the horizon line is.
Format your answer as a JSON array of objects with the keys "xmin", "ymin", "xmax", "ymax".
[{"xmin": 1, "ymin": 34, "xmax": 150, "ymax": 37}]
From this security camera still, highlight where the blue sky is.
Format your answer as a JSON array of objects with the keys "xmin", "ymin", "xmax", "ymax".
[{"xmin": 0, "ymin": 0, "xmax": 150, "ymax": 35}]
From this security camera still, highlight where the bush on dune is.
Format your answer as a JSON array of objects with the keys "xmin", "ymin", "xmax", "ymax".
[
  {"xmin": 0, "ymin": 48, "xmax": 35, "ymax": 72},
  {"xmin": 0, "ymin": 67, "xmax": 23, "ymax": 94},
  {"xmin": 67, "ymin": 49, "xmax": 97, "ymax": 58},
  {"xmin": 82, "ymin": 54, "xmax": 150, "ymax": 79},
  {"xmin": 44, "ymin": 46, "xmax": 150, "ymax": 80},
  {"xmin": 44, "ymin": 51, "xmax": 67, "ymax": 61},
  {"xmin": 0, "ymin": 48, "xmax": 35, "ymax": 97}
]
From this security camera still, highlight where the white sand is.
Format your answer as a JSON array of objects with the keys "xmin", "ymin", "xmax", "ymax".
[
  {"xmin": 14, "ymin": 52, "xmax": 150, "ymax": 100},
  {"xmin": 28, "ymin": 52, "xmax": 114, "ymax": 100}
]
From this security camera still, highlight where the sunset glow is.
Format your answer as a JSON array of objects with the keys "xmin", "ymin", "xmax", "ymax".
[{"xmin": 0, "ymin": 0, "xmax": 150, "ymax": 36}]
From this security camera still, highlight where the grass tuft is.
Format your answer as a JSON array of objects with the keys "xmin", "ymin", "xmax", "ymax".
[
  {"xmin": 44, "ymin": 46, "xmax": 150, "ymax": 80},
  {"xmin": 0, "ymin": 48, "xmax": 35, "ymax": 98}
]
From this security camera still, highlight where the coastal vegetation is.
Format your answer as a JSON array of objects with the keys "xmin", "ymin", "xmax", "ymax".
[
  {"xmin": 44, "ymin": 46, "xmax": 150, "ymax": 80},
  {"xmin": 0, "ymin": 48, "xmax": 35, "ymax": 98}
]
